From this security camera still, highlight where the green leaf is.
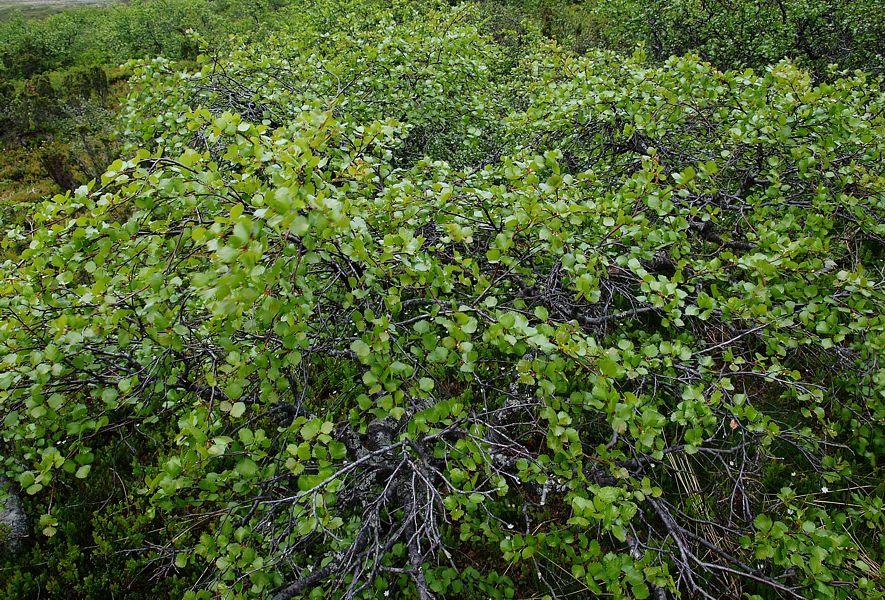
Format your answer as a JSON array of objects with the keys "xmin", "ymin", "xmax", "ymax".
[
  {"xmin": 598, "ymin": 357, "xmax": 623, "ymax": 379},
  {"xmin": 351, "ymin": 339, "xmax": 371, "ymax": 360},
  {"xmin": 754, "ymin": 514, "xmax": 772, "ymax": 533},
  {"xmin": 329, "ymin": 441, "xmax": 347, "ymax": 460},
  {"xmin": 301, "ymin": 420, "xmax": 321, "ymax": 441},
  {"xmin": 236, "ymin": 458, "xmax": 259, "ymax": 477}
]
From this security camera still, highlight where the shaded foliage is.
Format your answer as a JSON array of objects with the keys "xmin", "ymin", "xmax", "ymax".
[{"xmin": 503, "ymin": 0, "xmax": 885, "ymax": 76}]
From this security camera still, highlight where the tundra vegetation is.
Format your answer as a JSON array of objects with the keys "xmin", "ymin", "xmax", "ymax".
[{"xmin": 0, "ymin": 0, "xmax": 883, "ymax": 599}]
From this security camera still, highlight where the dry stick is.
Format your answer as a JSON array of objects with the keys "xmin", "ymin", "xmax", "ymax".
[
  {"xmin": 270, "ymin": 420, "xmax": 469, "ymax": 598},
  {"xmin": 271, "ymin": 526, "xmax": 373, "ymax": 600},
  {"xmin": 646, "ymin": 498, "xmax": 805, "ymax": 600}
]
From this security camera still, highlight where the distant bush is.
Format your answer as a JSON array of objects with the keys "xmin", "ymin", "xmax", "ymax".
[
  {"xmin": 61, "ymin": 66, "xmax": 109, "ymax": 102},
  {"xmin": 503, "ymin": 0, "xmax": 885, "ymax": 75},
  {"xmin": 0, "ymin": 0, "xmax": 294, "ymax": 82},
  {"xmin": 0, "ymin": 81, "xmax": 13, "ymax": 131}
]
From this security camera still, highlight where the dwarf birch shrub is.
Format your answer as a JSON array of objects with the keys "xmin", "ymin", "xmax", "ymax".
[{"xmin": 1, "ymin": 3, "xmax": 883, "ymax": 599}]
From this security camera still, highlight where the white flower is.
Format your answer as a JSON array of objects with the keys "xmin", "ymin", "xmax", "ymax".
[
  {"xmin": 507, "ymin": 522, "xmax": 514, "ymax": 529},
  {"xmin": 790, "ymin": 472, "xmax": 796, "ymax": 477},
  {"xmin": 821, "ymin": 486, "xmax": 829, "ymax": 493},
  {"xmin": 384, "ymin": 591, "xmax": 390, "ymax": 597}
]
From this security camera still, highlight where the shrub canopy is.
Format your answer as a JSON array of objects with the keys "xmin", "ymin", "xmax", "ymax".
[{"xmin": 1, "ymin": 2, "xmax": 884, "ymax": 599}]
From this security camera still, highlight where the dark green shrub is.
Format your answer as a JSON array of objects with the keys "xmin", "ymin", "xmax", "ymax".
[
  {"xmin": 16, "ymin": 74, "xmax": 59, "ymax": 132},
  {"xmin": 61, "ymin": 66, "xmax": 109, "ymax": 102},
  {"xmin": 521, "ymin": 0, "xmax": 885, "ymax": 75},
  {"xmin": 37, "ymin": 142, "xmax": 77, "ymax": 191}
]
